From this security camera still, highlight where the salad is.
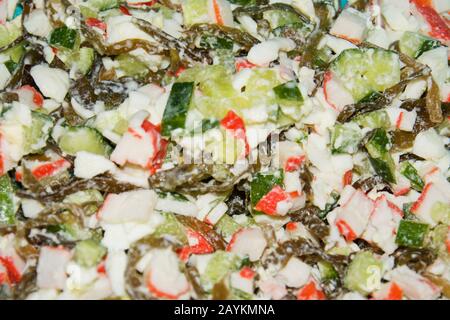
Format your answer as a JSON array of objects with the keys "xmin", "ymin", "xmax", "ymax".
[{"xmin": 0, "ymin": 0, "xmax": 449, "ymax": 300}]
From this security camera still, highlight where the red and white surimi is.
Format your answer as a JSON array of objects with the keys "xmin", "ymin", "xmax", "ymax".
[
  {"xmin": 220, "ymin": 110, "xmax": 250, "ymax": 157},
  {"xmin": 411, "ymin": 0, "xmax": 450, "ymax": 41},
  {"xmin": 0, "ymin": 234, "xmax": 26, "ymax": 286},
  {"xmin": 323, "ymin": 71, "xmax": 355, "ymax": 112},
  {"xmin": 98, "ymin": 189, "xmax": 157, "ymax": 223},
  {"xmin": 362, "ymin": 195, "xmax": 403, "ymax": 254},
  {"xmin": 254, "ymin": 185, "xmax": 292, "ymax": 216},
  {"xmin": 178, "ymin": 229, "xmax": 214, "ymax": 262},
  {"xmin": 208, "ymin": 0, "xmax": 234, "ymax": 27},
  {"xmin": 372, "ymin": 281, "xmax": 403, "ymax": 300},
  {"xmin": 30, "ymin": 158, "xmax": 71, "ymax": 180},
  {"xmin": 274, "ymin": 140, "xmax": 305, "ymax": 172},
  {"xmin": 235, "ymin": 59, "xmax": 257, "ymax": 73},
  {"xmin": 258, "ymin": 277, "xmax": 287, "ymax": 300},
  {"xmin": 276, "ymin": 257, "xmax": 311, "ymax": 288},
  {"xmin": 111, "ymin": 117, "xmax": 161, "ymax": 170},
  {"xmin": 36, "ymin": 246, "xmax": 72, "ymax": 290},
  {"xmin": 227, "ymin": 227, "xmax": 267, "ymax": 261},
  {"xmin": 389, "ymin": 265, "xmax": 441, "ymax": 300},
  {"xmin": 330, "ymin": 7, "xmax": 369, "ymax": 44},
  {"xmin": 145, "ymin": 248, "xmax": 190, "ymax": 299},
  {"xmin": 297, "ymin": 280, "xmax": 326, "ymax": 300},
  {"xmin": 334, "ymin": 185, "xmax": 374, "ymax": 241},
  {"xmin": 14, "ymin": 85, "xmax": 44, "ymax": 110},
  {"xmin": 0, "ymin": 133, "xmax": 15, "ymax": 175},
  {"xmin": 230, "ymin": 267, "xmax": 255, "ymax": 294},
  {"xmin": 386, "ymin": 108, "xmax": 417, "ymax": 132},
  {"xmin": 85, "ymin": 17, "xmax": 107, "ymax": 34},
  {"xmin": 410, "ymin": 182, "xmax": 448, "ymax": 226}
]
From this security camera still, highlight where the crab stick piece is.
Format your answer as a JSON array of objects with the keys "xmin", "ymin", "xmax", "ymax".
[
  {"xmin": 372, "ymin": 282, "xmax": 403, "ymax": 300},
  {"xmin": 14, "ymin": 85, "xmax": 44, "ymax": 110},
  {"xmin": 297, "ymin": 280, "xmax": 326, "ymax": 300},
  {"xmin": 145, "ymin": 248, "xmax": 190, "ymax": 299},
  {"xmin": 323, "ymin": 71, "xmax": 355, "ymax": 112},
  {"xmin": 36, "ymin": 246, "xmax": 72, "ymax": 290},
  {"xmin": 276, "ymin": 257, "xmax": 311, "ymax": 288},
  {"xmin": 389, "ymin": 266, "xmax": 441, "ymax": 300},
  {"xmin": 208, "ymin": 0, "xmax": 234, "ymax": 27},
  {"xmin": 226, "ymin": 227, "xmax": 267, "ymax": 262},
  {"xmin": 97, "ymin": 189, "xmax": 157, "ymax": 223},
  {"xmin": 255, "ymin": 185, "xmax": 293, "ymax": 216},
  {"xmin": 334, "ymin": 185, "xmax": 374, "ymax": 241},
  {"xmin": 330, "ymin": 8, "xmax": 369, "ymax": 44}
]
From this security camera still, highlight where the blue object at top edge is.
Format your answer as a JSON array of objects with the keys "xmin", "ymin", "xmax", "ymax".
[
  {"xmin": 339, "ymin": 0, "xmax": 349, "ymax": 9},
  {"xmin": 12, "ymin": 4, "xmax": 24, "ymax": 20}
]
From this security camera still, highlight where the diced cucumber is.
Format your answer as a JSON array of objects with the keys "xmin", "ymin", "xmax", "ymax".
[
  {"xmin": 0, "ymin": 17, "xmax": 22, "ymax": 48},
  {"xmin": 365, "ymin": 129, "xmax": 396, "ymax": 183},
  {"xmin": 64, "ymin": 189, "xmax": 103, "ymax": 205},
  {"xmin": 3, "ymin": 44, "xmax": 25, "ymax": 64},
  {"xmin": 274, "ymin": 81, "xmax": 303, "ymax": 102},
  {"xmin": 4, "ymin": 61, "xmax": 17, "ymax": 73},
  {"xmin": 161, "ymin": 82, "xmax": 195, "ymax": 136},
  {"xmin": 430, "ymin": 202, "xmax": 450, "ymax": 225},
  {"xmin": 273, "ymin": 21, "xmax": 314, "ymax": 40},
  {"xmin": 23, "ymin": 112, "xmax": 54, "ymax": 154},
  {"xmin": 395, "ymin": 220, "xmax": 429, "ymax": 248},
  {"xmin": 318, "ymin": 261, "xmax": 339, "ymax": 281},
  {"xmin": 0, "ymin": 174, "xmax": 15, "ymax": 226},
  {"xmin": 274, "ymin": 81, "xmax": 304, "ymax": 121},
  {"xmin": 152, "ymin": 212, "xmax": 188, "ymax": 244},
  {"xmin": 56, "ymin": 47, "xmax": 94, "ymax": 75},
  {"xmin": 331, "ymin": 48, "xmax": 400, "ymax": 101},
  {"xmin": 92, "ymin": 109, "xmax": 128, "ymax": 136},
  {"xmin": 400, "ymin": 162, "xmax": 424, "ymax": 192},
  {"xmin": 213, "ymin": 49, "xmax": 235, "ymax": 72},
  {"xmin": 215, "ymin": 214, "xmax": 242, "ymax": 238},
  {"xmin": 344, "ymin": 251, "xmax": 383, "ymax": 295},
  {"xmin": 79, "ymin": 5, "xmax": 98, "ymax": 18},
  {"xmin": 86, "ymin": 0, "xmax": 121, "ymax": 11},
  {"xmin": 399, "ymin": 31, "xmax": 442, "ymax": 59},
  {"xmin": 202, "ymin": 250, "xmax": 242, "ymax": 285},
  {"xmin": 74, "ymin": 239, "xmax": 107, "ymax": 268},
  {"xmin": 116, "ymin": 54, "xmax": 149, "ymax": 78},
  {"xmin": 353, "ymin": 110, "xmax": 390, "ymax": 129},
  {"xmin": 178, "ymin": 65, "xmax": 235, "ymax": 98},
  {"xmin": 58, "ymin": 126, "xmax": 112, "ymax": 156},
  {"xmin": 180, "ymin": 66, "xmax": 279, "ymax": 122},
  {"xmin": 331, "ymin": 122, "xmax": 363, "ymax": 154},
  {"xmin": 429, "ymin": 224, "xmax": 449, "ymax": 255},
  {"xmin": 402, "ymin": 202, "xmax": 415, "ymax": 221},
  {"xmin": 182, "ymin": 0, "xmax": 209, "ymax": 26},
  {"xmin": 199, "ymin": 35, "xmax": 234, "ymax": 50},
  {"xmin": 263, "ymin": 9, "xmax": 301, "ymax": 29},
  {"xmin": 250, "ymin": 169, "xmax": 284, "ymax": 214},
  {"xmin": 75, "ymin": 47, "xmax": 95, "ymax": 75},
  {"xmin": 311, "ymin": 45, "xmax": 334, "ymax": 70},
  {"xmin": 50, "ymin": 26, "xmax": 78, "ymax": 50},
  {"xmin": 64, "ymin": 189, "xmax": 103, "ymax": 216}
]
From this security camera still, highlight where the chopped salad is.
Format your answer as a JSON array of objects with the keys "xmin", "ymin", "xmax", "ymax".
[{"xmin": 0, "ymin": 0, "xmax": 449, "ymax": 300}]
